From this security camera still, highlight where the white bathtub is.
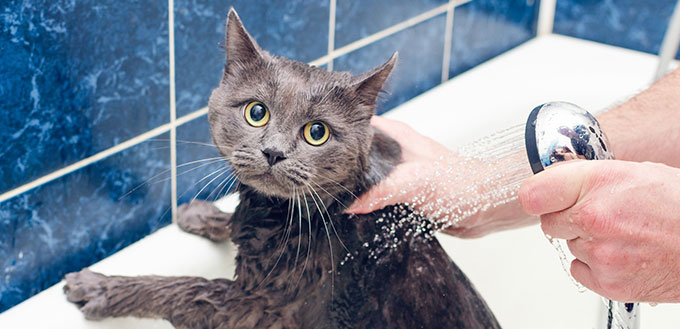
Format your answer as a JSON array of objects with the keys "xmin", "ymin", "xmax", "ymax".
[{"xmin": 1, "ymin": 34, "xmax": 678, "ymax": 329}]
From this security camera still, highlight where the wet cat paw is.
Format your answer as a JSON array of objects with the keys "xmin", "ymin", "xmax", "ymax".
[
  {"xmin": 177, "ymin": 200, "xmax": 232, "ymax": 242},
  {"xmin": 63, "ymin": 269, "xmax": 110, "ymax": 320}
]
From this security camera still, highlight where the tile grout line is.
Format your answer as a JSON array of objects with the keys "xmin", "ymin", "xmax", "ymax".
[
  {"xmin": 441, "ymin": 0, "xmax": 455, "ymax": 83},
  {"xmin": 0, "ymin": 124, "xmax": 174, "ymax": 203},
  {"xmin": 0, "ymin": 108, "xmax": 208, "ymax": 204},
  {"xmin": 169, "ymin": 0, "xmax": 178, "ymax": 223},
  {"xmin": 327, "ymin": 0, "xmax": 336, "ymax": 71},
  {"xmin": 310, "ymin": 1, "xmax": 470, "ymax": 67},
  {"xmin": 1, "ymin": 3, "xmax": 473, "ymax": 204},
  {"xmin": 330, "ymin": 4, "xmax": 449, "ymax": 60},
  {"xmin": 654, "ymin": 0, "xmax": 680, "ymax": 81},
  {"xmin": 537, "ymin": 0, "xmax": 556, "ymax": 35}
]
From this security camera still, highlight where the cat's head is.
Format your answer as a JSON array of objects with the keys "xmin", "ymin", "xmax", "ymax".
[{"xmin": 208, "ymin": 8, "xmax": 397, "ymax": 199}]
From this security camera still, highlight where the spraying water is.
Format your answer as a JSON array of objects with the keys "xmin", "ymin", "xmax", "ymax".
[{"xmin": 357, "ymin": 102, "xmax": 638, "ymax": 329}]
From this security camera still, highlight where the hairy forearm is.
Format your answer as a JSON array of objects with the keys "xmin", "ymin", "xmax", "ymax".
[{"xmin": 598, "ymin": 68, "xmax": 680, "ymax": 167}]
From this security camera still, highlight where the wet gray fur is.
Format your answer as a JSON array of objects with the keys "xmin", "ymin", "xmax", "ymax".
[{"xmin": 63, "ymin": 8, "xmax": 501, "ymax": 329}]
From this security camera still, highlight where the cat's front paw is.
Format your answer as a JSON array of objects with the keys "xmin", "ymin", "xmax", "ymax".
[
  {"xmin": 63, "ymin": 269, "xmax": 110, "ymax": 320},
  {"xmin": 177, "ymin": 200, "xmax": 232, "ymax": 242}
]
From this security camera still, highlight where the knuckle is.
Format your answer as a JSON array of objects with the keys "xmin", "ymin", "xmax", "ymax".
[
  {"xmin": 583, "ymin": 162, "xmax": 613, "ymax": 188},
  {"xmin": 584, "ymin": 161, "xmax": 629, "ymax": 190},
  {"xmin": 572, "ymin": 201, "xmax": 608, "ymax": 235},
  {"xmin": 539, "ymin": 213, "xmax": 557, "ymax": 235},
  {"xmin": 597, "ymin": 279, "xmax": 623, "ymax": 299},
  {"xmin": 589, "ymin": 242, "xmax": 624, "ymax": 269},
  {"xmin": 589, "ymin": 243, "xmax": 612, "ymax": 265}
]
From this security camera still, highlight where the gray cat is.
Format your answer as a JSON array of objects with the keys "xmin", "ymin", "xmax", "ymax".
[{"xmin": 63, "ymin": 9, "xmax": 501, "ymax": 329}]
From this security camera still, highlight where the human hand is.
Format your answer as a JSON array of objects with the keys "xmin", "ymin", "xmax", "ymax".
[
  {"xmin": 345, "ymin": 115, "xmax": 451, "ymax": 213},
  {"xmin": 519, "ymin": 160, "xmax": 680, "ymax": 302},
  {"xmin": 346, "ymin": 116, "xmax": 535, "ymax": 238}
]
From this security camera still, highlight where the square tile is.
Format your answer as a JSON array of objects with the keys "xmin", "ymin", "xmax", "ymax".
[
  {"xmin": 554, "ymin": 0, "xmax": 677, "ymax": 57},
  {"xmin": 334, "ymin": 0, "xmax": 448, "ymax": 48},
  {"xmin": 174, "ymin": 0, "xmax": 330, "ymax": 117},
  {"xmin": 0, "ymin": 138, "xmax": 172, "ymax": 312},
  {"xmin": 450, "ymin": 0, "xmax": 538, "ymax": 77},
  {"xmin": 334, "ymin": 15, "xmax": 447, "ymax": 114},
  {"xmin": 0, "ymin": 0, "xmax": 170, "ymax": 194}
]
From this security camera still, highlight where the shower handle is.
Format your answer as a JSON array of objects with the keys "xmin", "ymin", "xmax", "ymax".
[{"xmin": 524, "ymin": 102, "xmax": 639, "ymax": 329}]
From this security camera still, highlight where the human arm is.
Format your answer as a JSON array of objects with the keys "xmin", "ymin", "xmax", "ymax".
[{"xmin": 597, "ymin": 67, "xmax": 680, "ymax": 166}]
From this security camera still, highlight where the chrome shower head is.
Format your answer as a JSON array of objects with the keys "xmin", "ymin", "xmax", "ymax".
[{"xmin": 524, "ymin": 101, "xmax": 615, "ymax": 174}]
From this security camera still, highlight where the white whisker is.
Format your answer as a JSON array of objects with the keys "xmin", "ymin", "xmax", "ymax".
[
  {"xmin": 191, "ymin": 168, "xmax": 231, "ymax": 203},
  {"xmin": 306, "ymin": 184, "xmax": 335, "ymax": 297},
  {"xmin": 175, "ymin": 165, "xmax": 228, "ymax": 202},
  {"xmin": 295, "ymin": 188, "xmax": 314, "ymax": 290},
  {"xmin": 257, "ymin": 190, "xmax": 296, "ymax": 290},
  {"xmin": 119, "ymin": 157, "xmax": 224, "ymax": 201},
  {"xmin": 309, "ymin": 184, "xmax": 350, "ymax": 254},
  {"xmin": 309, "ymin": 172, "xmax": 359, "ymax": 201},
  {"xmin": 206, "ymin": 172, "xmax": 235, "ymax": 201}
]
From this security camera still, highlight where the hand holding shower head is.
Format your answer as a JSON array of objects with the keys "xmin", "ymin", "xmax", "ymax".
[{"xmin": 523, "ymin": 102, "xmax": 639, "ymax": 329}]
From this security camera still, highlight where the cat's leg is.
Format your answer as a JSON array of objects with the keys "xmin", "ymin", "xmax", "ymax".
[
  {"xmin": 63, "ymin": 268, "xmax": 236, "ymax": 328},
  {"xmin": 177, "ymin": 200, "xmax": 231, "ymax": 242}
]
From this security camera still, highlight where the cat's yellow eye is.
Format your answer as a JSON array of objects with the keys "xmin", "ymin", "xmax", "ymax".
[
  {"xmin": 303, "ymin": 121, "xmax": 330, "ymax": 146},
  {"xmin": 244, "ymin": 101, "xmax": 270, "ymax": 127}
]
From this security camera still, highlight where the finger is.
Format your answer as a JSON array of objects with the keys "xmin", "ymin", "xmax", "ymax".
[
  {"xmin": 566, "ymin": 238, "xmax": 591, "ymax": 265},
  {"xmin": 540, "ymin": 211, "xmax": 583, "ymax": 240},
  {"xmin": 370, "ymin": 116, "xmax": 405, "ymax": 141},
  {"xmin": 345, "ymin": 180, "xmax": 402, "ymax": 214},
  {"xmin": 519, "ymin": 161, "xmax": 591, "ymax": 216},
  {"xmin": 370, "ymin": 115, "xmax": 399, "ymax": 131},
  {"xmin": 570, "ymin": 259, "xmax": 600, "ymax": 292}
]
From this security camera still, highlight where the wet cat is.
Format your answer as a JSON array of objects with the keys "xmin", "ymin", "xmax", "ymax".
[{"xmin": 63, "ymin": 8, "xmax": 501, "ymax": 329}]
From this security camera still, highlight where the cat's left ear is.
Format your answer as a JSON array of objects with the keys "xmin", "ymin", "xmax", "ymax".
[
  {"xmin": 351, "ymin": 52, "xmax": 398, "ymax": 107},
  {"xmin": 225, "ymin": 7, "xmax": 264, "ymax": 65}
]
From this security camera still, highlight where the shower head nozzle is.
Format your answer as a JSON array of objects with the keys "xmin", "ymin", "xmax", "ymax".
[{"xmin": 524, "ymin": 102, "xmax": 614, "ymax": 174}]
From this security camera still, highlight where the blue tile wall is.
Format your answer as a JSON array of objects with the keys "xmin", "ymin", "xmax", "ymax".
[
  {"xmin": 335, "ymin": 15, "xmax": 447, "ymax": 114},
  {"xmin": 0, "ymin": 0, "xmax": 170, "ymax": 194},
  {"xmin": 6, "ymin": 0, "xmax": 629, "ymax": 314},
  {"xmin": 0, "ymin": 138, "xmax": 172, "ymax": 312},
  {"xmin": 335, "ymin": 0, "xmax": 448, "ymax": 48},
  {"xmin": 554, "ymin": 0, "xmax": 679, "ymax": 58},
  {"xmin": 450, "ymin": 0, "xmax": 539, "ymax": 77},
  {"xmin": 173, "ymin": 0, "xmax": 329, "ymax": 118}
]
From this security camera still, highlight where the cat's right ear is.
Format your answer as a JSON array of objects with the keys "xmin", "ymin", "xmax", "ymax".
[
  {"xmin": 225, "ymin": 8, "xmax": 263, "ymax": 65},
  {"xmin": 350, "ymin": 52, "xmax": 398, "ymax": 107}
]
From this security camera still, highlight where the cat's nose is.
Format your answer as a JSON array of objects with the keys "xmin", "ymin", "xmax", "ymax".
[{"xmin": 262, "ymin": 148, "xmax": 286, "ymax": 166}]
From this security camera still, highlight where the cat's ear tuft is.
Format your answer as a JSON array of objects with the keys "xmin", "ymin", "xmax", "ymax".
[
  {"xmin": 225, "ymin": 7, "xmax": 263, "ymax": 65},
  {"xmin": 351, "ymin": 52, "xmax": 398, "ymax": 107}
]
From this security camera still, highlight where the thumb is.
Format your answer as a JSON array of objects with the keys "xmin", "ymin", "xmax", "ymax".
[
  {"xmin": 519, "ymin": 161, "xmax": 591, "ymax": 215},
  {"xmin": 345, "ymin": 164, "xmax": 417, "ymax": 214},
  {"xmin": 344, "ymin": 182, "xmax": 391, "ymax": 214}
]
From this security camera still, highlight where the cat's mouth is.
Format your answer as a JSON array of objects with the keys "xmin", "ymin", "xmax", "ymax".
[
  {"xmin": 228, "ymin": 150, "xmax": 312, "ymax": 198},
  {"xmin": 251, "ymin": 171, "xmax": 278, "ymax": 185},
  {"xmin": 235, "ymin": 169, "xmax": 303, "ymax": 198}
]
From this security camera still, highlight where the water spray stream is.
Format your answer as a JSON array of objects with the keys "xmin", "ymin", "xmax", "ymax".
[{"xmin": 359, "ymin": 102, "xmax": 638, "ymax": 329}]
